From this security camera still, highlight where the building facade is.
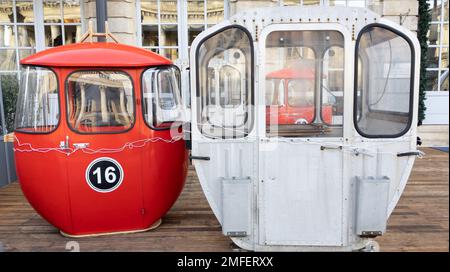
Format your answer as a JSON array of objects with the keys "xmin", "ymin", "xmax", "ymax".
[{"xmin": 0, "ymin": 0, "xmax": 448, "ymax": 186}]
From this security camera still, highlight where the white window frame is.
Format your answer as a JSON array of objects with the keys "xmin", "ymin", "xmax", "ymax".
[
  {"xmin": 0, "ymin": 0, "xmax": 84, "ymax": 74},
  {"xmin": 0, "ymin": 0, "xmax": 36, "ymax": 73},
  {"xmin": 41, "ymin": 0, "xmax": 84, "ymax": 49},
  {"xmin": 136, "ymin": 0, "xmax": 230, "ymax": 62},
  {"xmin": 426, "ymin": 0, "xmax": 449, "ymax": 92},
  {"xmin": 424, "ymin": 0, "xmax": 449, "ymax": 125}
]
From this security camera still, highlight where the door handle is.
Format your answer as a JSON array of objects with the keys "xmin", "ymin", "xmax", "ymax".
[
  {"xmin": 320, "ymin": 145, "xmax": 342, "ymax": 151},
  {"xmin": 190, "ymin": 155, "xmax": 210, "ymax": 161}
]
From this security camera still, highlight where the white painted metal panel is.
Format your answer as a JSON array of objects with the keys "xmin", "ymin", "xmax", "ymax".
[
  {"xmin": 423, "ymin": 92, "xmax": 449, "ymax": 125},
  {"xmin": 260, "ymin": 142, "xmax": 343, "ymax": 246},
  {"xmin": 193, "ymin": 141, "xmax": 257, "ymax": 224},
  {"xmin": 355, "ymin": 176, "xmax": 390, "ymax": 236},
  {"xmin": 221, "ymin": 177, "xmax": 252, "ymax": 236}
]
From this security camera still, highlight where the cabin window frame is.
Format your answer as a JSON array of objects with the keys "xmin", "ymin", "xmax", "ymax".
[
  {"xmin": 64, "ymin": 69, "xmax": 136, "ymax": 135},
  {"xmin": 320, "ymin": 44, "xmax": 345, "ymax": 127},
  {"xmin": 195, "ymin": 24, "xmax": 255, "ymax": 139},
  {"xmin": 14, "ymin": 65, "xmax": 60, "ymax": 135},
  {"xmin": 140, "ymin": 64, "xmax": 183, "ymax": 131},
  {"xmin": 353, "ymin": 23, "xmax": 415, "ymax": 139}
]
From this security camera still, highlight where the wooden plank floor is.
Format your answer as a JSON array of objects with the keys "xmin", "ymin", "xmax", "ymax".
[{"xmin": 0, "ymin": 148, "xmax": 447, "ymax": 252}]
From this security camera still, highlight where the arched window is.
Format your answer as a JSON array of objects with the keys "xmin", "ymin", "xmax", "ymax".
[
  {"xmin": 142, "ymin": 66, "xmax": 182, "ymax": 129},
  {"xmin": 15, "ymin": 66, "xmax": 59, "ymax": 133},
  {"xmin": 355, "ymin": 25, "xmax": 414, "ymax": 138},
  {"xmin": 196, "ymin": 26, "xmax": 253, "ymax": 138}
]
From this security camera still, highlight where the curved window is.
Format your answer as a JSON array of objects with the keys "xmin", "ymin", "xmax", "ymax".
[
  {"xmin": 355, "ymin": 25, "xmax": 414, "ymax": 138},
  {"xmin": 197, "ymin": 26, "xmax": 253, "ymax": 138},
  {"xmin": 66, "ymin": 71, "xmax": 134, "ymax": 134},
  {"xmin": 142, "ymin": 66, "xmax": 182, "ymax": 129},
  {"xmin": 15, "ymin": 66, "xmax": 59, "ymax": 133}
]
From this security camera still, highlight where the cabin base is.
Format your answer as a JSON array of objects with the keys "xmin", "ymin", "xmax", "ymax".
[
  {"xmin": 231, "ymin": 237, "xmax": 376, "ymax": 252},
  {"xmin": 59, "ymin": 218, "xmax": 163, "ymax": 238}
]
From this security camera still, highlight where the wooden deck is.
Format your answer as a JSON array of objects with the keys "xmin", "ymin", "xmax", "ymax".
[{"xmin": 0, "ymin": 147, "xmax": 447, "ymax": 252}]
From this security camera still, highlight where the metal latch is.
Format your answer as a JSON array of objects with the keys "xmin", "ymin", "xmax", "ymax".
[{"xmin": 73, "ymin": 143, "xmax": 90, "ymax": 149}]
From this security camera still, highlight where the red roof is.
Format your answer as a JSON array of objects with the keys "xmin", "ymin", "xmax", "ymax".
[
  {"xmin": 20, "ymin": 42, "xmax": 172, "ymax": 68},
  {"xmin": 266, "ymin": 68, "xmax": 315, "ymax": 80}
]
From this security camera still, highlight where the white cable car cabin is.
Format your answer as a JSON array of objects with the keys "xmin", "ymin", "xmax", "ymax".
[{"xmin": 189, "ymin": 6, "xmax": 421, "ymax": 251}]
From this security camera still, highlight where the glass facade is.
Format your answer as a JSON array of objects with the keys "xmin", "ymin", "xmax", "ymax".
[
  {"xmin": 140, "ymin": 0, "xmax": 225, "ymax": 60},
  {"xmin": 1, "ymin": 0, "xmax": 82, "ymax": 73},
  {"xmin": 43, "ymin": 0, "xmax": 82, "ymax": 48},
  {"xmin": 0, "ymin": 0, "xmax": 35, "ymax": 72}
]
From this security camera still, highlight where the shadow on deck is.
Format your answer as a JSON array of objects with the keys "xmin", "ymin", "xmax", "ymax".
[{"xmin": 0, "ymin": 148, "xmax": 448, "ymax": 252}]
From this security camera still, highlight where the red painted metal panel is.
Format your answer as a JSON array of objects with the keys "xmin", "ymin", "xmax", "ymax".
[{"xmin": 20, "ymin": 43, "xmax": 172, "ymax": 68}]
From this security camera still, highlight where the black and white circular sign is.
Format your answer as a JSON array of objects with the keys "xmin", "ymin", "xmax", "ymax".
[{"xmin": 85, "ymin": 157, "xmax": 124, "ymax": 193}]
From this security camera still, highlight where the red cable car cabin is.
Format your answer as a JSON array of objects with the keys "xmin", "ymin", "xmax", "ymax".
[
  {"xmin": 265, "ymin": 68, "xmax": 333, "ymax": 125},
  {"xmin": 13, "ymin": 42, "xmax": 188, "ymax": 237}
]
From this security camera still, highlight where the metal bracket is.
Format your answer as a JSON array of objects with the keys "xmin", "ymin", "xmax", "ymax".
[
  {"xmin": 2, "ymin": 133, "xmax": 14, "ymax": 143},
  {"xmin": 78, "ymin": 21, "xmax": 119, "ymax": 43}
]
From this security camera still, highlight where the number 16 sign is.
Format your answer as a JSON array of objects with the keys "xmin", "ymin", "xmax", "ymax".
[{"xmin": 86, "ymin": 157, "xmax": 124, "ymax": 193}]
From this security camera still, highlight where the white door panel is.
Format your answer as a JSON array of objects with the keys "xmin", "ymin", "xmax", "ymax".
[{"xmin": 260, "ymin": 142, "xmax": 343, "ymax": 245}]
